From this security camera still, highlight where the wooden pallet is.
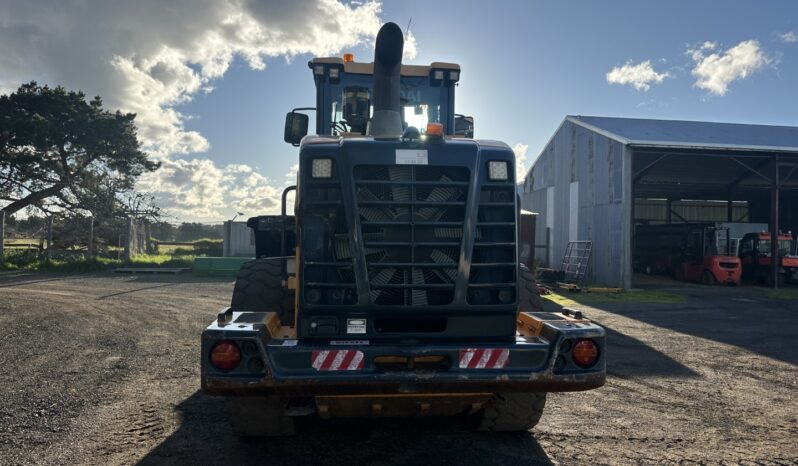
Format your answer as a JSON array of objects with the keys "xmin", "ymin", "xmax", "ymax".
[{"xmin": 114, "ymin": 267, "xmax": 188, "ymax": 274}]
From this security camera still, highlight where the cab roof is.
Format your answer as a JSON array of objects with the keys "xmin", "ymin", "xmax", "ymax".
[{"xmin": 309, "ymin": 57, "xmax": 460, "ymax": 77}]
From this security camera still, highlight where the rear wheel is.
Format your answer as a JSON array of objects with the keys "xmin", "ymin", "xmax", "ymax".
[
  {"xmin": 473, "ymin": 392, "xmax": 547, "ymax": 432},
  {"xmin": 702, "ymin": 270, "xmax": 716, "ymax": 286},
  {"xmin": 231, "ymin": 258, "xmax": 294, "ymax": 326},
  {"xmin": 226, "ymin": 396, "xmax": 295, "ymax": 437},
  {"xmin": 519, "ymin": 263, "xmax": 545, "ymax": 312}
]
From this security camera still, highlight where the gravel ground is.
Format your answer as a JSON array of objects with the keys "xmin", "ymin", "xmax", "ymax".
[{"xmin": 0, "ymin": 272, "xmax": 796, "ymax": 465}]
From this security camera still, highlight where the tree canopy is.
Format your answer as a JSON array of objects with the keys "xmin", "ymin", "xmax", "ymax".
[{"xmin": 0, "ymin": 82, "xmax": 159, "ymax": 217}]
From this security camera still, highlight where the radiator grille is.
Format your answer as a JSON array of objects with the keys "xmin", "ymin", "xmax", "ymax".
[
  {"xmin": 467, "ymin": 177, "xmax": 517, "ymax": 305},
  {"xmin": 353, "ymin": 165, "xmax": 469, "ymax": 306}
]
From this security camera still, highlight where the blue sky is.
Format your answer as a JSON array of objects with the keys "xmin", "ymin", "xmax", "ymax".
[
  {"xmin": 2, "ymin": 0, "xmax": 798, "ymax": 221},
  {"xmin": 178, "ymin": 1, "xmax": 798, "ymax": 188}
]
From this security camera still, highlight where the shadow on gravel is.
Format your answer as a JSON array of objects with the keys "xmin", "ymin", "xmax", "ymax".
[
  {"xmin": 137, "ymin": 391, "xmax": 555, "ymax": 466},
  {"xmin": 540, "ymin": 299, "xmax": 698, "ymax": 378},
  {"xmin": 118, "ymin": 274, "xmax": 234, "ymax": 284},
  {"xmin": 565, "ymin": 285, "xmax": 798, "ymax": 366},
  {"xmin": 0, "ymin": 273, "xmax": 92, "ymax": 287},
  {"xmin": 96, "ymin": 282, "xmax": 181, "ymax": 299},
  {"xmin": 602, "ymin": 326, "xmax": 699, "ymax": 378}
]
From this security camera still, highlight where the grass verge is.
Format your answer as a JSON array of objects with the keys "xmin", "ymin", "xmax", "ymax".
[
  {"xmin": 1, "ymin": 251, "xmax": 196, "ymax": 273},
  {"xmin": 544, "ymin": 289, "xmax": 685, "ymax": 307},
  {"xmin": 763, "ymin": 288, "xmax": 798, "ymax": 300}
]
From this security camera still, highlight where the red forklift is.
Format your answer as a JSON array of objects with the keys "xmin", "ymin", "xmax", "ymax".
[
  {"xmin": 635, "ymin": 223, "xmax": 742, "ymax": 285},
  {"xmin": 738, "ymin": 232, "xmax": 798, "ymax": 286}
]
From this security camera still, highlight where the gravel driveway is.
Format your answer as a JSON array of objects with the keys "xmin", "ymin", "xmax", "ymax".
[{"xmin": 0, "ymin": 273, "xmax": 795, "ymax": 465}]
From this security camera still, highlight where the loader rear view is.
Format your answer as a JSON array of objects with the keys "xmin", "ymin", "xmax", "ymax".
[{"xmin": 201, "ymin": 22, "xmax": 606, "ymax": 435}]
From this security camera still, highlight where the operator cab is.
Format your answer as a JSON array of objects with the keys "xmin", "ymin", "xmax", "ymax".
[{"xmin": 285, "ymin": 55, "xmax": 473, "ymax": 143}]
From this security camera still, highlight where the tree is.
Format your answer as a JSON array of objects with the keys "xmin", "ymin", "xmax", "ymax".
[{"xmin": 0, "ymin": 82, "xmax": 159, "ymax": 217}]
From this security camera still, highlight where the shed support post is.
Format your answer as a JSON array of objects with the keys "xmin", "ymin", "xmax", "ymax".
[
  {"xmin": 623, "ymin": 147, "xmax": 633, "ymax": 290},
  {"xmin": 727, "ymin": 191, "xmax": 733, "ymax": 222},
  {"xmin": 771, "ymin": 155, "xmax": 779, "ymax": 289},
  {"xmin": 666, "ymin": 199, "xmax": 672, "ymax": 224}
]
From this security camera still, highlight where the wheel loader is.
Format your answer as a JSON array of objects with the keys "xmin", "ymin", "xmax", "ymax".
[{"xmin": 201, "ymin": 22, "xmax": 605, "ymax": 435}]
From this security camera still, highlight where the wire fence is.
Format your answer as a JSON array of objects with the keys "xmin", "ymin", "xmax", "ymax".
[
  {"xmin": 0, "ymin": 211, "xmax": 232, "ymax": 269},
  {"xmin": 0, "ymin": 212, "xmax": 152, "ymax": 266}
]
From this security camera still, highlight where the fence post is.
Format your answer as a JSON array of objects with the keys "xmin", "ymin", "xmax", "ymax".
[
  {"xmin": 88, "ymin": 216, "xmax": 95, "ymax": 260},
  {"xmin": 144, "ymin": 221, "xmax": 153, "ymax": 254},
  {"xmin": 124, "ymin": 217, "xmax": 133, "ymax": 261},
  {"xmin": 46, "ymin": 216, "xmax": 54, "ymax": 262},
  {"xmin": 0, "ymin": 211, "xmax": 5, "ymax": 267}
]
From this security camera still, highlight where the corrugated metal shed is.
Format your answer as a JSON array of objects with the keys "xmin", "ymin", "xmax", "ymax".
[
  {"xmin": 523, "ymin": 115, "xmax": 798, "ymax": 289},
  {"xmin": 522, "ymin": 119, "xmax": 631, "ymax": 287},
  {"xmin": 569, "ymin": 115, "xmax": 798, "ymax": 152}
]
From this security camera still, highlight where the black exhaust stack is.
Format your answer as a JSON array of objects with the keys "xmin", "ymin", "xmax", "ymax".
[{"xmin": 368, "ymin": 22, "xmax": 404, "ymax": 139}]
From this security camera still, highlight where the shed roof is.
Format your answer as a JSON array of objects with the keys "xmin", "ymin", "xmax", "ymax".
[{"xmin": 568, "ymin": 115, "xmax": 798, "ymax": 153}]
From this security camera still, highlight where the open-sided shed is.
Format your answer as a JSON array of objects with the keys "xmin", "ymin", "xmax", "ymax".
[{"xmin": 522, "ymin": 115, "xmax": 798, "ymax": 288}]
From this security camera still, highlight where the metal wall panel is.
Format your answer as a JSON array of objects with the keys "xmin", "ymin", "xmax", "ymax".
[
  {"xmin": 635, "ymin": 199, "xmax": 749, "ymax": 223},
  {"xmin": 523, "ymin": 121, "xmax": 629, "ymax": 287},
  {"xmin": 223, "ymin": 221, "xmax": 255, "ymax": 257}
]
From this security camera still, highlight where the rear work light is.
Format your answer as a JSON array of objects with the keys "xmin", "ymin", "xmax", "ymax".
[
  {"xmin": 210, "ymin": 340, "xmax": 241, "ymax": 371},
  {"xmin": 488, "ymin": 161, "xmax": 509, "ymax": 181},
  {"xmin": 571, "ymin": 339, "xmax": 599, "ymax": 368},
  {"xmin": 312, "ymin": 158, "xmax": 332, "ymax": 178}
]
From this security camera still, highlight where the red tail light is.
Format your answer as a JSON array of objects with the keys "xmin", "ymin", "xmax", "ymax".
[
  {"xmin": 210, "ymin": 340, "xmax": 241, "ymax": 371},
  {"xmin": 572, "ymin": 339, "xmax": 599, "ymax": 368}
]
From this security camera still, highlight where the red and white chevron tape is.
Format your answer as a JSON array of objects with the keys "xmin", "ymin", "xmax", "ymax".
[
  {"xmin": 458, "ymin": 348, "xmax": 510, "ymax": 369},
  {"xmin": 311, "ymin": 350, "xmax": 365, "ymax": 371}
]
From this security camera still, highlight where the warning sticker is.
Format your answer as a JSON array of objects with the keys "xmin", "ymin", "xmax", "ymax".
[
  {"xmin": 395, "ymin": 149, "xmax": 428, "ymax": 165},
  {"xmin": 346, "ymin": 318, "xmax": 367, "ymax": 334}
]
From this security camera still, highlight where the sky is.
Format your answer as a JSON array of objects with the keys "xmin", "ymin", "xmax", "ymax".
[{"xmin": 2, "ymin": 0, "xmax": 798, "ymax": 222}]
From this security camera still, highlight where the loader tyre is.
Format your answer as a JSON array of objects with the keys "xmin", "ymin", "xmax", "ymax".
[
  {"xmin": 231, "ymin": 258, "xmax": 294, "ymax": 326},
  {"xmin": 226, "ymin": 396, "xmax": 295, "ymax": 437},
  {"xmin": 519, "ymin": 263, "xmax": 545, "ymax": 312},
  {"xmin": 474, "ymin": 392, "xmax": 547, "ymax": 432}
]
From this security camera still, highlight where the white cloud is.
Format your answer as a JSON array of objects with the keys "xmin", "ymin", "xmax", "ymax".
[
  {"xmin": 403, "ymin": 30, "xmax": 418, "ymax": 60},
  {"xmin": 0, "ymin": 0, "xmax": 386, "ymax": 157},
  {"xmin": 780, "ymin": 31, "xmax": 798, "ymax": 43},
  {"xmin": 512, "ymin": 143, "xmax": 529, "ymax": 181},
  {"xmin": 688, "ymin": 40, "xmax": 772, "ymax": 96},
  {"xmin": 139, "ymin": 158, "xmax": 297, "ymax": 222},
  {"xmin": 606, "ymin": 60, "xmax": 670, "ymax": 91},
  {"xmin": 0, "ymin": 1, "xmax": 420, "ymax": 220}
]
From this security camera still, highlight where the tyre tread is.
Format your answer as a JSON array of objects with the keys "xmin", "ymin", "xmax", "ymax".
[
  {"xmin": 230, "ymin": 258, "xmax": 295, "ymax": 325},
  {"xmin": 476, "ymin": 392, "xmax": 547, "ymax": 432}
]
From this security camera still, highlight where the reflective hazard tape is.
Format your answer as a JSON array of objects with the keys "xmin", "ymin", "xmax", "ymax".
[
  {"xmin": 458, "ymin": 348, "xmax": 510, "ymax": 369},
  {"xmin": 311, "ymin": 350, "xmax": 365, "ymax": 371}
]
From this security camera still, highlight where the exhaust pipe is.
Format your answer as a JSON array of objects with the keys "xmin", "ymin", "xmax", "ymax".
[{"xmin": 368, "ymin": 22, "xmax": 404, "ymax": 139}]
